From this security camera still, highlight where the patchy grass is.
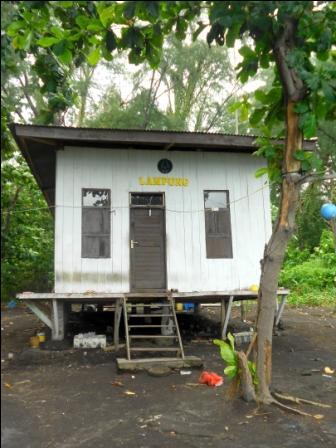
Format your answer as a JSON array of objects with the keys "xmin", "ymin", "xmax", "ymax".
[{"xmin": 286, "ymin": 287, "xmax": 336, "ymax": 308}]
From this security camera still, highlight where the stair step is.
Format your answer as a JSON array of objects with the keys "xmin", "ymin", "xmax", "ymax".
[
  {"xmin": 130, "ymin": 347, "xmax": 181, "ymax": 352},
  {"xmin": 129, "ymin": 325, "xmax": 176, "ymax": 329},
  {"xmin": 130, "ymin": 335, "xmax": 177, "ymax": 339},
  {"xmin": 128, "ymin": 314, "xmax": 173, "ymax": 317},
  {"xmin": 122, "ymin": 296, "xmax": 185, "ymax": 361}
]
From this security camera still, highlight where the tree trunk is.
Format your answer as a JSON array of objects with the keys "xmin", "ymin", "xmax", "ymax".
[
  {"xmin": 256, "ymin": 101, "xmax": 302, "ymax": 403},
  {"xmin": 237, "ymin": 351, "xmax": 256, "ymax": 402},
  {"xmin": 77, "ymin": 66, "xmax": 94, "ymax": 127}
]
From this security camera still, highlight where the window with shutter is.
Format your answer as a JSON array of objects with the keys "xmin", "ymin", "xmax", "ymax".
[
  {"xmin": 82, "ymin": 189, "xmax": 111, "ymax": 258},
  {"xmin": 204, "ymin": 190, "xmax": 233, "ymax": 259}
]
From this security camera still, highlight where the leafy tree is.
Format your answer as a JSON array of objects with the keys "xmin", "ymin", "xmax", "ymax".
[
  {"xmin": 85, "ymin": 82, "xmax": 170, "ymax": 129},
  {"xmin": 1, "ymin": 147, "xmax": 54, "ymax": 300},
  {"xmin": 154, "ymin": 36, "xmax": 240, "ymax": 132},
  {"xmin": 4, "ymin": 1, "xmax": 336, "ymax": 407},
  {"xmin": 1, "ymin": 2, "xmax": 104, "ymax": 302},
  {"xmin": 85, "ymin": 36, "xmax": 244, "ymax": 132},
  {"xmin": 295, "ymin": 182, "xmax": 328, "ymax": 251}
]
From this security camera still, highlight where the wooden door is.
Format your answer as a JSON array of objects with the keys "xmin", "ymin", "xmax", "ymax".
[{"xmin": 130, "ymin": 194, "xmax": 166, "ymax": 291}]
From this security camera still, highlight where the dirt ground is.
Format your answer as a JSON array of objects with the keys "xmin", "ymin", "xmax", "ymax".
[{"xmin": 1, "ymin": 303, "xmax": 336, "ymax": 448}]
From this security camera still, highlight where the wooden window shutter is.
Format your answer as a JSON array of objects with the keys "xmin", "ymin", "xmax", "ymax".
[
  {"xmin": 82, "ymin": 189, "xmax": 111, "ymax": 258},
  {"xmin": 204, "ymin": 191, "xmax": 233, "ymax": 259}
]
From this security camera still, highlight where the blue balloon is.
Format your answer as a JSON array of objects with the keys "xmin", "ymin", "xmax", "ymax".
[{"xmin": 320, "ymin": 203, "xmax": 336, "ymax": 220}]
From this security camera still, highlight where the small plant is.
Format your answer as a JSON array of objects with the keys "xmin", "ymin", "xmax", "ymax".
[{"xmin": 213, "ymin": 333, "xmax": 257, "ymax": 385}]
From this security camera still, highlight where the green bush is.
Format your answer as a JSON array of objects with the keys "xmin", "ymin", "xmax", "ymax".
[
  {"xmin": 280, "ymin": 258, "xmax": 335, "ymax": 289},
  {"xmin": 280, "ymin": 229, "xmax": 336, "ymax": 307}
]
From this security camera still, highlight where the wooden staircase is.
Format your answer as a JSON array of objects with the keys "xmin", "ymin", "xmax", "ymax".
[
  {"xmin": 117, "ymin": 295, "xmax": 202, "ymax": 370},
  {"xmin": 122, "ymin": 296, "xmax": 184, "ymax": 360}
]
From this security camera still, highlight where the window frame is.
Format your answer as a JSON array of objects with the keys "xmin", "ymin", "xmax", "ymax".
[
  {"xmin": 81, "ymin": 188, "xmax": 111, "ymax": 259},
  {"xmin": 129, "ymin": 192, "xmax": 165, "ymax": 208},
  {"xmin": 204, "ymin": 190, "xmax": 233, "ymax": 259}
]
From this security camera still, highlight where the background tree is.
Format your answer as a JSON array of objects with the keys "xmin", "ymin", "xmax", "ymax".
[
  {"xmin": 85, "ymin": 36, "xmax": 246, "ymax": 132},
  {"xmin": 3, "ymin": 1, "xmax": 336, "ymax": 408}
]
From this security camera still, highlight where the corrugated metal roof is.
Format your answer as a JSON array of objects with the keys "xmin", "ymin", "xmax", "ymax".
[
  {"xmin": 10, "ymin": 123, "xmax": 316, "ymax": 208},
  {"xmin": 10, "ymin": 123, "xmax": 317, "ymax": 141}
]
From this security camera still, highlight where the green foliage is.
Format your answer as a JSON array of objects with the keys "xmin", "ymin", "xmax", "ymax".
[
  {"xmin": 5, "ymin": 1, "xmax": 335, "ymax": 139},
  {"xmin": 213, "ymin": 337, "xmax": 238, "ymax": 379},
  {"xmin": 85, "ymin": 36, "xmax": 240, "ymax": 133},
  {"xmin": 85, "ymin": 88, "xmax": 169, "ymax": 130},
  {"xmin": 1, "ymin": 153, "xmax": 54, "ymax": 302},
  {"xmin": 213, "ymin": 334, "xmax": 257, "ymax": 384},
  {"xmin": 295, "ymin": 183, "xmax": 328, "ymax": 251},
  {"xmin": 281, "ymin": 257, "xmax": 335, "ymax": 289},
  {"xmin": 280, "ymin": 230, "xmax": 336, "ymax": 304}
]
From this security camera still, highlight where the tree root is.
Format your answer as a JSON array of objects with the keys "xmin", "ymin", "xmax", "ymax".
[
  {"xmin": 273, "ymin": 392, "xmax": 331, "ymax": 409},
  {"xmin": 225, "ymin": 377, "xmax": 240, "ymax": 400},
  {"xmin": 237, "ymin": 351, "xmax": 256, "ymax": 402},
  {"xmin": 270, "ymin": 398, "xmax": 314, "ymax": 417},
  {"xmin": 268, "ymin": 392, "xmax": 332, "ymax": 417}
]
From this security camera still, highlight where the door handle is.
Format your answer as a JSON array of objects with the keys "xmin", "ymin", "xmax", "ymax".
[{"xmin": 131, "ymin": 240, "xmax": 139, "ymax": 249}]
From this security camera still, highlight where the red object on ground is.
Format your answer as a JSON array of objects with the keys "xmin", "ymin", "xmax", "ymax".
[{"xmin": 198, "ymin": 371, "xmax": 224, "ymax": 387}]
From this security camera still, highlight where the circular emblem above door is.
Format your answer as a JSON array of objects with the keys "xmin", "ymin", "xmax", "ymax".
[{"xmin": 158, "ymin": 159, "xmax": 173, "ymax": 174}]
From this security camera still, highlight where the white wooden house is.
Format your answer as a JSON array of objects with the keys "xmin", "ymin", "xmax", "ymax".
[{"xmin": 12, "ymin": 125, "xmax": 301, "ymax": 366}]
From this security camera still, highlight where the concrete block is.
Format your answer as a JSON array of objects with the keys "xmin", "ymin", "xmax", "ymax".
[{"xmin": 74, "ymin": 332, "xmax": 107, "ymax": 349}]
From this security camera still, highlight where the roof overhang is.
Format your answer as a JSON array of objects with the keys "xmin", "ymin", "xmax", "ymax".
[{"xmin": 10, "ymin": 124, "xmax": 317, "ymax": 209}]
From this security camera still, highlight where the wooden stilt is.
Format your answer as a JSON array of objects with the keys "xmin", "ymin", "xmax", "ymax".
[
  {"xmin": 114, "ymin": 298, "xmax": 122, "ymax": 351},
  {"xmin": 275, "ymin": 295, "xmax": 287, "ymax": 327},
  {"xmin": 51, "ymin": 300, "xmax": 69, "ymax": 341},
  {"xmin": 220, "ymin": 299, "xmax": 225, "ymax": 332},
  {"xmin": 240, "ymin": 300, "xmax": 246, "ymax": 322},
  {"xmin": 221, "ymin": 295, "xmax": 234, "ymax": 339}
]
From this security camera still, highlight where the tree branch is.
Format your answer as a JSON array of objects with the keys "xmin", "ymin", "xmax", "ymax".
[
  {"xmin": 19, "ymin": 73, "xmax": 38, "ymax": 117},
  {"xmin": 142, "ymin": 69, "xmax": 156, "ymax": 129},
  {"xmin": 297, "ymin": 173, "xmax": 336, "ymax": 185},
  {"xmin": 205, "ymin": 85, "xmax": 241, "ymax": 132},
  {"xmin": 273, "ymin": 18, "xmax": 306, "ymax": 101}
]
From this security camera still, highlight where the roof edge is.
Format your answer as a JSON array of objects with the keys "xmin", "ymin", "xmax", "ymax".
[{"xmin": 10, "ymin": 123, "xmax": 317, "ymax": 151}]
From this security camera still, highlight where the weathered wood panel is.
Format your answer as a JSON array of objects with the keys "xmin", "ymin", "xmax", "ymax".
[
  {"xmin": 54, "ymin": 148, "xmax": 272, "ymax": 293},
  {"xmin": 130, "ymin": 207, "xmax": 166, "ymax": 290}
]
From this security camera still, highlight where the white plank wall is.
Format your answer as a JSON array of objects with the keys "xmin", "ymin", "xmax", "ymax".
[{"xmin": 54, "ymin": 147, "xmax": 272, "ymax": 293}]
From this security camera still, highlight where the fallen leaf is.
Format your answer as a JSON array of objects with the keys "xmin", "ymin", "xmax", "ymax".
[
  {"xmin": 246, "ymin": 415, "xmax": 253, "ymax": 419},
  {"xmin": 314, "ymin": 414, "xmax": 324, "ymax": 420},
  {"xmin": 124, "ymin": 390, "xmax": 136, "ymax": 396},
  {"xmin": 111, "ymin": 380, "xmax": 124, "ymax": 387},
  {"xmin": 4, "ymin": 382, "xmax": 13, "ymax": 389},
  {"xmin": 324, "ymin": 367, "xmax": 335, "ymax": 375}
]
